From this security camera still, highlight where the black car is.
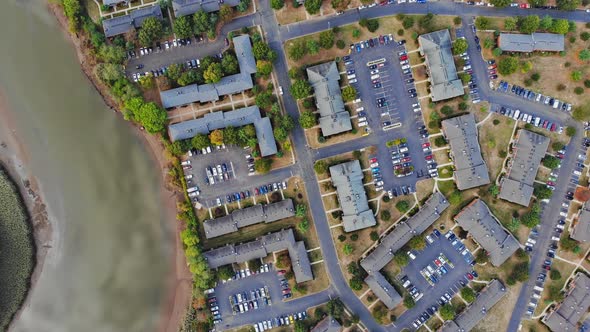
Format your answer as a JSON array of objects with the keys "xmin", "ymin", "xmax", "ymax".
[
  {"xmin": 409, "ymin": 93, "xmax": 417, "ymax": 98},
  {"xmin": 406, "ymin": 78, "xmax": 415, "ymax": 83},
  {"xmin": 374, "ymin": 83, "xmax": 382, "ymax": 88},
  {"xmin": 136, "ymin": 64, "xmax": 144, "ymax": 69},
  {"xmin": 398, "ymin": 40, "xmax": 406, "ymax": 45},
  {"xmin": 369, "ymin": 39, "xmax": 375, "ymax": 47},
  {"xmin": 383, "ymin": 121, "xmax": 392, "ymax": 126},
  {"xmin": 369, "ymin": 64, "xmax": 377, "ymax": 70},
  {"xmin": 408, "ymin": 88, "xmax": 416, "ymax": 94}
]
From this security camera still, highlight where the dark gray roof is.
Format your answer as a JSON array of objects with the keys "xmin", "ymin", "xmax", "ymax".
[
  {"xmin": 499, "ymin": 33, "xmax": 565, "ymax": 52},
  {"xmin": 543, "ymin": 273, "xmax": 590, "ymax": 331},
  {"xmin": 454, "ymin": 199, "xmax": 519, "ymax": 266},
  {"xmin": 310, "ymin": 316, "xmax": 342, "ymax": 332},
  {"xmin": 102, "ymin": 4, "xmax": 163, "ymax": 37},
  {"xmin": 204, "ymin": 228, "xmax": 313, "ymax": 283},
  {"xmin": 203, "ymin": 199, "xmax": 295, "ymax": 238},
  {"xmin": 441, "ymin": 114, "xmax": 490, "ymax": 190},
  {"xmin": 160, "ymin": 35, "xmax": 255, "ymax": 108},
  {"xmin": 418, "ymin": 30, "xmax": 464, "ymax": 102},
  {"xmin": 360, "ymin": 192, "xmax": 449, "ymax": 274},
  {"xmin": 307, "ymin": 62, "xmax": 352, "ymax": 137},
  {"xmin": 364, "ymin": 272, "xmax": 402, "ymax": 309},
  {"xmin": 168, "ymin": 106, "xmax": 278, "ymax": 156},
  {"xmin": 572, "ymin": 203, "xmax": 590, "ymax": 243},
  {"xmin": 441, "ymin": 280, "xmax": 507, "ymax": 332},
  {"xmin": 103, "ymin": 0, "xmax": 127, "ymax": 6},
  {"xmin": 499, "ymin": 129, "xmax": 549, "ymax": 206},
  {"xmin": 172, "ymin": 0, "xmax": 241, "ymax": 16},
  {"xmin": 329, "ymin": 160, "xmax": 376, "ymax": 232}
]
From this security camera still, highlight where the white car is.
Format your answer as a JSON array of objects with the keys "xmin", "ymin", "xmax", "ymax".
[
  {"xmin": 279, "ymin": 86, "xmax": 283, "ymax": 95},
  {"xmin": 370, "ymin": 162, "xmax": 379, "ymax": 168},
  {"xmin": 370, "ymin": 69, "xmax": 379, "ymax": 74}
]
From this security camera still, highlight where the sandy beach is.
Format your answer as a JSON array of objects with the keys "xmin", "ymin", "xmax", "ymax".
[{"xmin": 0, "ymin": 3, "xmax": 195, "ymax": 332}]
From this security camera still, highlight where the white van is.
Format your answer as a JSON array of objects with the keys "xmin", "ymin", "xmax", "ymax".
[
  {"xmin": 552, "ymin": 236, "xmax": 561, "ymax": 241},
  {"xmin": 358, "ymin": 121, "xmax": 368, "ymax": 127},
  {"xmin": 370, "ymin": 74, "xmax": 380, "ymax": 80},
  {"xmin": 187, "ymin": 186, "xmax": 199, "ymax": 193},
  {"xmin": 513, "ymin": 110, "xmax": 521, "ymax": 120},
  {"xmin": 532, "ymin": 293, "xmax": 541, "ymax": 299}
]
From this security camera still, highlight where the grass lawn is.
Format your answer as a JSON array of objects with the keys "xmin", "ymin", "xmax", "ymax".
[
  {"xmin": 288, "ymin": 263, "xmax": 330, "ymax": 300},
  {"xmin": 313, "ymin": 147, "xmax": 376, "ymax": 181},
  {"xmin": 472, "ymin": 282, "xmax": 524, "ymax": 332},
  {"xmin": 480, "ymin": 21, "xmax": 590, "ymax": 109},
  {"xmin": 416, "ymin": 179, "xmax": 435, "ymax": 202},
  {"xmin": 478, "ymin": 114, "xmax": 515, "ymax": 180}
]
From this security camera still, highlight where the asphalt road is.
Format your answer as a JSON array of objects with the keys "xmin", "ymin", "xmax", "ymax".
[{"xmin": 148, "ymin": 2, "xmax": 590, "ymax": 330}]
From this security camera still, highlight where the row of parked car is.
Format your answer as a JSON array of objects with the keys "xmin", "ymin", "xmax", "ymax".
[
  {"xmin": 390, "ymin": 139, "xmax": 415, "ymax": 178},
  {"xmin": 400, "ymin": 275, "xmax": 423, "ymax": 303},
  {"xmin": 253, "ymin": 181, "xmax": 287, "ymax": 196},
  {"xmin": 253, "ymin": 311, "xmax": 308, "ymax": 332},
  {"xmin": 368, "ymin": 157, "xmax": 384, "ymax": 192},
  {"xmin": 278, "ymin": 270, "xmax": 293, "ymax": 299},
  {"xmin": 496, "ymin": 81, "xmax": 572, "ymax": 112},
  {"xmin": 231, "ymin": 286, "xmax": 271, "ymax": 315},
  {"xmin": 496, "ymin": 106, "xmax": 563, "ymax": 133},
  {"xmin": 350, "ymin": 34, "xmax": 395, "ymax": 54},
  {"xmin": 204, "ymin": 288, "xmax": 222, "ymax": 324}
]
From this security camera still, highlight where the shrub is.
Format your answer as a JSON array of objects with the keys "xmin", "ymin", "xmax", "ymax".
[
  {"xmin": 370, "ymin": 231, "xmax": 379, "ymax": 241},
  {"xmin": 572, "ymin": 71, "xmax": 583, "ymax": 81},
  {"xmin": 461, "ymin": 287, "xmax": 476, "ymax": 303},
  {"xmin": 585, "ymin": 80, "xmax": 590, "ymax": 88},
  {"xmin": 396, "ymin": 200, "xmax": 410, "ymax": 213},
  {"xmin": 338, "ymin": 234, "xmax": 346, "ymax": 242},
  {"xmin": 380, "ymin": 210, "xmax": 391, "ymax": 221},
  {"xmin": 397, "ymin": 29, "xmax": 404, "ymax": 36},
  {"xmin": 531, "ymin": 72, "xmax": 541, "ymax": 81},
  {"xmin": 336, "ymin": 39, "xmax": 346, "ymax": 49},
  {"xmin": 493, "ymin": 119, "xmax": 500, "ymax": 125},
  {"xmin": 350, "ymin": 233, "xmax": 359, "ymax": 241},
  {"xmin": 550, "ymin": 269, "xmax": 562, "ymax": 280},
  {"xmin": 575, "ymin": 87, "xmax": 585, "ymax": 95},
  {"xmin": 404, "ymin": 295, "xmax": 416, "ymax": 308}
]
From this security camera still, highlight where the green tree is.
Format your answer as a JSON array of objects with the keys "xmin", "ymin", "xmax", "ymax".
[
  {"xmin": 134, "ymin": 102, "xmax": 167, "ymax": 133},
  {"xmin": 556, "ymin": 0, "xmax": 581, "ymax": 10},
  {"xmin": 439, "ymin": 304, "xmax": 456, "ymax": 320},
  {"xmin": 550, "ymin": 269, "xmax": 562, "ymax": 280},
  {"xmin": 97, "ymin": 44, "xmax": 127, "ymax": 64},
  {"xmin": 539, "ymin": 15, "xmax": 553, "ymax": 30},
  {"xmin": 95, "ymin": 63, "xmax": 123, "ymax": 83},
  {"xmin": 204, "ymin": 62, "xmax": 223, "ymax": 83},
  {"xmin": 573, "ymin": 103, "xmax": 590, "ymax": 121},
  {"xmin": 529, "ymin": 0, "xmax": 547, "ymax": 6},
  {"xmin": 341, "ymin": 86, "xmax": 357, "ymax": 102},
  {"xmin": 293, "ymin": 321, "xmax": 306, "ymax": 332},
  {"xmin": 254, "ymin": 158, "xmax": 273, "ymax": 174},
  {"xmin": 343, "ymin": 244, "xmax": 354, "ymax": 255},
  {"xmin": 271, "ymin": 0, "xmax": 284, "ymax": 9},
  {"xmin": 461, "ymin": 287, "xmax": 476, "ymax": 303},
  {"xmin": 365, "ymin": 19, "xmax": 380, "ymax": 32},
  {"xmin": 475, "ymin": 16, "xmax": 490, "ymax": 30},
  {"xmin": 504, "ymin": 17, "xmax": 518, "ymax": 30},
  {"xmin": 305, "ymin": 0, "xmax": 322, "ymax": 14},
  {"xmin": 543, "ymin": 155, "xmax": 560, "ymax": 169},
  {"xmin": 255, "ymin": 91, "xmax": 274, "ymax": 109},
  {"xmin": 453, "ymin": 38, "xmax": 468, "ymax": 55},
  {"xmin": 314, "ymin": 160, "xmax": 329, "ymax": 174},
  {"xmin": 256, "ymin": 60, "xmax": 273, "ymax": 77},
  {"xmin": 166, "ymin": 63, "xmax": 184, "ymax": 81},
  {"xmin": 349, "ymin": 277, "xmax": 363, "ymax": 290},
  {"xmin": 393, "ymin": 251, "xmax": 410, "ymax": 266},
  {"xmin": 219, "ymin": 5, "xmax": 233, "ymax": 22},
  {"xmin": 408, "ymin": 236, "xmax": 426, "ymax": 250},
  {"xmin": 327, "ymin": 299, "xmax": 345, "ymax": 319},
  {"xmin": 404, "ymin": 295, "xmax": 416, "ymax": 308},
  {"xmin": 402, "ymin": 16, "xmax": 415, "ymax": 29},
  {"xmin": 173, "ymin": 16, "xmax": 193, "ymax": 38},
  {"xmin": 138, "ymin": 17, "xmax": 163, "ymax": 47},
  {"xmin": 551, "ymin": 19, "xmax": 570, "ymax": 34},
  {"xmin": 297, "ymin": 219, "xmax": 310, "ymax": 233},
  {"xmin": 498, "ymin": 57, "xmax": 519, "ymax": 75},
  {"xmin": 221, "ymin": 54, "xmax": 239, "ymax": 75},
  {"xmin": 209, "ymin": 129, "xmax": 224, "ymax": 145},
  {"xmin": 63, "ymin": 0, "xmax": 82, "ymax": 31},
  {"xmin": 579, "ymin": 49, "xmax": 590, "ymax": 61},
  {"xmin": 252, "ymin": 41, "xmax": 277, "ymax": 62},
  {"xmin": 493, "ymin": 47, "xmax": 503, "ymax": 57},
  {"xmin": 396, "ymin": 200, "xmax": 410, "ymax": 213},
  {"xmin": 449, "ymin": 191, "xmax": 462, "ymax": 205},
  {"xmin": 288, "ymin": 41, "xmax": 307, "ymax": 61},
  {"xmin": 534, "ymin": 185, "xmax": 553, "ymax": 199},
  {"xmin": 381, "ymin": 210, "xmax": 391, "ymax": 221},
  {"xmin": 217, "ymin": 265, "xmax": 235, "ymax": 280},
  {"xmin": 491, "ymin": 0, "xmax": 512, "ymax": 7},
  {"xmin": 519, "ymin": 15, "xmax": 540, "ymax": 34},
  {"xmin": 352, "ymin": 29, "xmax": 360, "ymax": 38},
  {"xmin": 488, "ymin": 184, "xmax": 500, "ymax": 197},
  {"xmin": 290, "ymin": 80, "xmax": 312, "ymax": 99},
  {"xmin": 193, "ymin": 10, "xmax": 213, "ymax": 34},
  {"xmin": 306, "ymin": 39, "xmax": 320, "ymax": 55},
  {"xmin": 296, "ymin": 204, "xmax": 307, "ymax": 217},
  {"xmin": 319, "ymin": 30, "xmax": 335, "ymax": 49},
  {"xmin": 236, "ymin": 0, "xmax": 250, "ymax": 12},
  {"xmin": 581, "ymin": 32, "xmax": 590, "ymax": 41},
  {"xmin": 191, "ymin": 134, "xmax": 211, "ymax": 149},
  {"xmin": 300, "ymin": 111, "xmax": 317, "ymax": 128}
]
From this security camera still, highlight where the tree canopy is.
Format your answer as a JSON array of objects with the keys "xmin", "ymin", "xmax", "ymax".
[
  {"xmin": 498, "ymin": 57, "xmax": 519, "ymax": 75},
  {"xmin": 221, "ymin": 53, "xmax": 239, "ymax": 75},
  {"xmin": 305, "ymin": 0, "xmax": 322, "ymax": 14},
  {"xmin": 290, "ymin": 80, "xmax": 313, "ymax": 99},
  {"xmin": 453, "ymin": 38, "xmax": 468, "ymax": 55},
  {"xmin": 319, "ymin": 30, "xmax": 335, "ymax": 49},
  {"xmin": 341, "ymin": 86, "xmax": 357, "ymax": 102},
  {"xmin": 288, "ymin": 41, "xmax": 307, "ymax": 61},
  {"xmin": 191, "ymin": 134, "xmax": 211, "ymax": 149},
  {"xmin": 299, "ymin": 111, "xmax": 317, "ymax": 128},
  {"xmin": 123, "ymin": 98, "xmax": 167, "ymax": 133},
  {"xmin": 204, "ymin": 62, "xmax": 223, "ymax": 83},
  {"xmin": 138, "ymin": 17, "xmax": 163, "ymax": 47},
  {"xmin": 271, "ymin": 0, "xmax": 285, "ymax": 9},
  {"xmin": 490, "ymin": 0, "xmax": 512, "ymax": 7},
  {"xmin": 254, "ymin": 158, "xmax": 273, "ymax": 174},
  {"xmin": 519, "ymin": 15, "xmax": 540, "ymax": 34},
  {"xmin": 174, "ymin": 16, "xmax": 193, "ymax": 38},
  {"xmin": 439, "ymin": 304, "xmax": 456, "ymax": 321},
  {"xmin": 461, "ymin": 287, "xmax": 476, "ymax": 303}
]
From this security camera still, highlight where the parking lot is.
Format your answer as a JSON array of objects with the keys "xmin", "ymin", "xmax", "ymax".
[
  {"xmin": 342, "ymin": 35, "xmax": 432, "ymax": 192},
  {"xmin": 396, "ymin": 229, "xmax": 476, "ymax": 329},
  {"xmin": 180, "ymin": 145, "xmax": 291, "ymax": 208}
]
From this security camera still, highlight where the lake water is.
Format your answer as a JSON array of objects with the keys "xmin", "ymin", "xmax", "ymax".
[{"xmin": 0, "ymin": 1, "xmax": 173, "ymax": 331}]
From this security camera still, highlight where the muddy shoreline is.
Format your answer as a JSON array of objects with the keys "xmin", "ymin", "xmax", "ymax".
[{"xmin": 1, "ymin": 3, "xmax": 193, "ymax": 332}]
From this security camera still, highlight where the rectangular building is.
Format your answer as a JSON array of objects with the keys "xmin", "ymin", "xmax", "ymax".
[
  {"xmin": 441, "ymin": 280, "xmax": 507, "ymax": 332},
  {"xmin": 498, "ymin": 33, "xmax": 565, "ymax": 53},
  {"xmin": 543, "ymin": 273, "xmax": 590, "ymax": 331},
  {"xmin": 102, "ymin": 4, "xmax": 163, "ymax": 38},
  {"xmin": 360, "ymin": 192, "xmax": 449, "ymax": 274},
  {"xmin": 364, "ymin": 272, "xmax": 402, "ymax": 309},
  {"xmin": 329, "ymin": 160, "xmax": 376, "ymax": 232},
  {"xmin": 307, "ymin": 62, "xmax": 352, "ymax": 137},
  {"xmin": 418, "ymin": 30, "xmax": 464, "ymax": 102},
  {"xmin": 203, "ymin": 228, "xmax": 313, "ymax": 283},
  {"xmin": 172, "ymin": 0, "xmax": 242, "ymax": 17},
  {"xmin": 168, "ymin": 105, "xmax": 278, "ymax": 156},
  {"xmin": 454, "ymin": 199, "xmax": 519, "ymax": 266},
  {"xmin": 499, "ymin": 129, "xmax": 549, "ymax": 206},
  {"xmin": 441, "ymin": 114, "xmax": 490, "ymax": 190},
  {"xmin": 160, "ymin": 35, "xmax": 256, "ymax": 108},
  {"xmin": 572, "ymin": 203, "xmax": 590, "ymax": 243},
  {"xmin": 203, "ymin": 199, "xmax": 294, "ymax": 238}
]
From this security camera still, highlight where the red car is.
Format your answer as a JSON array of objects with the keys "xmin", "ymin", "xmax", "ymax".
[
  {"xmin": 379, "ymin": 35, "xmax": 385, "ymax": 44},
  {"xmin": 489, "ymin": 69, "xmax": 497, "ymax": 75},
  {"xmin": 547, "ymin": 181, "xmax": 555, "ymax": 186},
  {"xmin": 394, "ymin": 165, "xmax": 402, "ymax": 170},
  {"xmin": 370, "ymin": 157, "xmax": 378, "ymax": 163},
  {"xmin": 402, "ymin": 157, "xmax": 412, "ymax": 162},
  {"xmin": 399, "ymin": 55, "xmax": 408, "ymax": 61},
  {"xmin": 422, "ymin": 142, "xmax": 431, "ymax": 148},
  {"xmin": 550, "ymin": 123, "xmax": 556, "ymax": 132},
  {"xmin": 277, "ymin": 270, "xmax": 286, "ymax": 276},
  {"xmin": 255, "ymin": 188, "xmax": 260, "ymax": 195},
  {"xmin": 434, "ymin": 259, "xmax": 442, "ymax": 267},
  {"xmin": 425, "ymin": 155, "xmax": 433, "ymax": 160},
  {"xmin": 556, "ymin": 153, "xmax": 565, "ymax": 159},
  {"xmin": 542, "ymin": 120, "xmax": 549, "ymax": 128},
  {"xmin": 466, "ymin": 273, "xmax": 474, "ymax": 280}
]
